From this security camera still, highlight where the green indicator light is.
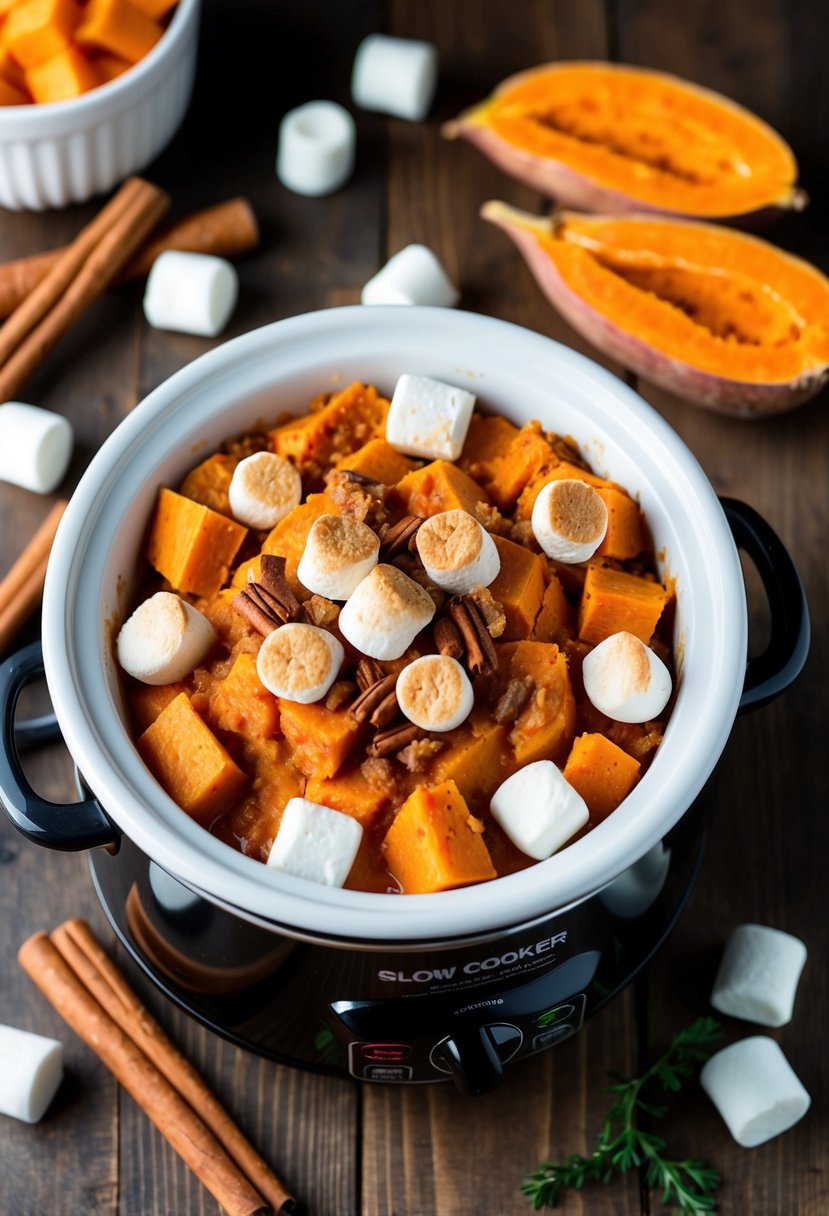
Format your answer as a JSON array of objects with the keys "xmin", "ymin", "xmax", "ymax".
[{"xmin": 537, "ymin": 1008, "xmax": 561, "ymax": 1028}]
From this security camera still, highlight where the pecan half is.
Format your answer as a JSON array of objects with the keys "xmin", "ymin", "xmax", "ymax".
[
  {"xmin": 447, "ymin": 595, "xmax": 498, "ymax": 675},
  {"xmin": 356, "ymin": 657, "xmax": 384, "ymax": 691},
  {"xmin": 350, "ymin": 672, "xmax": 398, "ymax": 724},
  {"xmin": 232, "ymin": 554, "xmax": 304, "ymax": 636},
  {"xmin": 493, "ymin": 676, "xmax": 534, "ymax": 724},
  {"xmin": 367, "ymin": 722, "xmax": 422, "ymax": 759},
  {"xmin": 379, "ymin": 515, "xmax": 423, "ymax": 560}
]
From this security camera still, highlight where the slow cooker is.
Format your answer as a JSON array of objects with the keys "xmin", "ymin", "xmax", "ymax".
[{"xmin": 0, "ymin": 308, "xmax": 808, "ymax": 1095}]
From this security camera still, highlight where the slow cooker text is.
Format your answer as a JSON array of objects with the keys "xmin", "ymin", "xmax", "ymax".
[{"xmin": 377, "ymin": 932, "xmax": 568, "ymax": 984}]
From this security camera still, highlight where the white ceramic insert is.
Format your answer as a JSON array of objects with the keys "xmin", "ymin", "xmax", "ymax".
[{"xmin": 41, "ymin": 307, "xmax": 746, "ymax": 945}]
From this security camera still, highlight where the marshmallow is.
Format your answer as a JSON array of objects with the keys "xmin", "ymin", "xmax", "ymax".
[
  {"xmin": 415, "ymin": 509, "xmax": 500, "ymax": 595},
  {"xmin": 338, "ymin": 563, "xmax": 435, "ymax": 659},
  {"xmin": 0, "ymin": 1023, "xmax": 63, "ymax": 1124},
  {"xmin": 256, "ymin": 622, "xmax": 344, "ymax": 703},
  {"xmin": 351, "ymin": 33, "xmax": 438, "ymax": 121},
  {"xmin": 361, "ymin": 244, "xmax": 459, "ymax": 308},
  {"xmin": 711, "ymin": 924, "xmax": 807, "ymax": 1028},
  {"xmin": 531, "ymin": 479, "xmax": 608, "ymax": 563},
  {"xmin": 267, "ymin": 796, "xmax": 363, "ymax": 888},
  {"xmin": 117, "ymin": 592, "xmax": 216, "ymax": 685},
  {"xmin": 143, "ymin": 251, "xmax": 239, "ymax": 337},
  {"xmin": 700, "ymin": 1037, "xmax": 810, "ymax": 1148},
  {"xmin": 490, "ymin": 760, "xmax": 589, "ymax": 861},
  {"xmin": 297, "ymin": 513, "xmax": 380, "ymax": 600},
  {"xmin": 582, "ymin": 631, "xmax": 672, "ymax": 723},
  {"xmin": 228, "ymin": 452, "xmax": 302, "ymax": 530},
  {"xmin": 0, "ymin": 401, "xmax": 73, "ymax": 494},
  {"xmin": 386, "ymin": 373, "xmax": 476, "ymax": 461},
  {"xmin": 276, "ymin": 100, "xmax": 356, "ymax": 197},
  {"xmin": 396, "ymin": 654, "xmax": 474, "ymax": 732}
]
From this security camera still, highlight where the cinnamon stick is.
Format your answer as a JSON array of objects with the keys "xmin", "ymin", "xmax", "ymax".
[
  {"xmin": 19, "ymin": 926, "xmax": 294, "ymax": 1215},
  {"xmin": 0, "ymin": 198, "xmax": 260, "ymax": 320},
  {"xmin": 0, "ymin": 177, "xmax": 169, "ymax": 403},
  {"xmin": 0, "ymin": 499, "xmax": 67, "ymax": 655}
]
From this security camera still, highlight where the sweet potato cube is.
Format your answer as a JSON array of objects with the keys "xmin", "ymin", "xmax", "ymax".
[
  {"xmin": 215, "ymin": 738, "xmax": 305, "ymax": 861},
  {"xmin": 563, "ymin": 732, "xmax": 641, "ymax": 822},
  {"xmin": 594, "ymin": 488, "xmax": 649, "ymax": 560},
  {"xmin": 261, "ymin": 492, "xmax": 340, "ymax": 598},
  {"xmin": 26, "ymin": 44, "xmax": 98, "ymax": 100},
  {"xmin": 390, "ymin": 459, "xmax": 489, "ymax": 518},
  {"xmin": 479, "ymin": 423, "xmax": 555, "ymax": 511},
  {"xmin": 305, "ymin": 765, "xmax": 392, "ymax": 828},
  {"xmin": 459, "ymin": 413, "xmax": 519, "ymax": 471},
  {"xmin": 210, "ymin": 653, "xmax": 279, "ymax": 742},
  {"xmin": 75, "ymin": 0, "xmax": 162, "ymax": 63},
  {"xmin": 137, "ymin": 692, "xmax": 247, "ymax": 823},
  {"xmin": 428, "ymin": 713, "xmax": 511, "ymax": 805},
  {"xmin": 92, "ymin": 52, "xmax": 131, "ymax": 81},
  {"xmin": 129, "ymin": 680, "xmax": 185, "ymax": 732},
  {"xmin": 3, "ymin": 0, "xmax": 78, "ymax": 68},
  {"xmin": 532, "ymin": 573, "xmax": 573, "ymax": 644},
  {"xmin": 498, "ymin": 640, "xmax": 577, "ymax": 766},
  {"xmin": 383, "ymin": 780, "xmax": 496, "ymax": 894},
  {"xmin": 488, "ymin": 534, "xmax": 546, "ymax": 640},
  {"xmin": 146, "ymin": 487, "xmax": 247, "ymax": 598},
  {"xmin": 278, "ymin": 699, "xmax": 362, "ymax": 780},
  {"xmin": 579, "ymin": 566, "xmax": 669, "ymax": 645},
  {"xmin": 270, "ymin": 383, "xmax": 389, "ymax": 471},
  {"xmin": 0, "ymin": 74, "xmax": 27, "ymax": 103},
  {"xmin": 335, "ymin": 437, "xmax": 416, "ymax": 485},
  {"xmin": 0, "ymin": 42, "xmax": 28, "ymax": 91},
  {"xmin": 516, "ymin": 460, "xmax": 618, "ymax": 520},
  {"xmin": 179, "ymin": 452, "xmax": 237, "ymax": 517}
]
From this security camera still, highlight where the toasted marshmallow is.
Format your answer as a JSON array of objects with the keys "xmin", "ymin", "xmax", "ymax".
[
  {"xmin": 415, "ymin": 509, "xmax": 500, "ymax": 594},
  {"xmin": 396, "ymin": 654, "xmax": 474, "ymax": 732},
  {"xmin": 228, "ymin": 452, "xmax": 302, "ymax": 529},
  {"xmin": 297, "ymin": 513, "xmax": 380, "ymax": 600},
  {"xmin": 582, "ymin": 631, "xmax": 672, "ymax": 723},
  {"xmin": 711, "ymin": 924, "xmax": 807, "ymax": 1028},
  {"xmin": 531, "ymin": 479, "xmax": 608, "ymax": 563},
  {"xmin": 0, "ymin": 1024, "xmax": 63, "ymax": 1124},
  {"xmin": 338, "ymin": 563, "xmax": 435, "ymax": 659},
  {"xmin": 700, "ymin": 1037, "xmax": 810, "ymax": 1148},
  {"xmin": 490, "ymin": 760, "xmax": 589, "ymax": 861},
  {"xmin": 117, "ymin": 592, "xmax": 216, "ymax": 685},
  {"xmin": 386, "ymin": 373, "xmax": 475, "ymax": 461},
  {"xmin": 256, "ymin": 622, "xmax": 344, "ymax": 703},
  {"xmin": 267, "ymin": 797, "xmax": 363, "ymax": 887}
]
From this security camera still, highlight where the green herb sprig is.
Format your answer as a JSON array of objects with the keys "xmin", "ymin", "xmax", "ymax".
[{"xmin": 522, "ymin": 1016, "xmax": 723, "ymax": 1214}]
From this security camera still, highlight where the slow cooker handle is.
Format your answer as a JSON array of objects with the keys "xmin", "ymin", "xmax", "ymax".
[
  {"xmin": 0, "ymin": 640, "xmax": 120, "ymax": 852},
  {"xmin": 721, "ymin": 498, "xmax": 810, "ymax": 715}
]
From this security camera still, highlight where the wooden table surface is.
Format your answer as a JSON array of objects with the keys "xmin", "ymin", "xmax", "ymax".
[{"xmin": 1, "ymin": 2, "xmax": 826, "ymax": 1213}]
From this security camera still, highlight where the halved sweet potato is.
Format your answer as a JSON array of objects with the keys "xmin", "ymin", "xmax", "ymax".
[{"xmin": 383, "ymin": 780, "xmax": 496, "ymax": 893}]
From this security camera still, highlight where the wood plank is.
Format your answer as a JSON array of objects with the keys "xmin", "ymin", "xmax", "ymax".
[{"xmin": 614, "ymin": 3, "xmax": 829, "ymax": 1214}]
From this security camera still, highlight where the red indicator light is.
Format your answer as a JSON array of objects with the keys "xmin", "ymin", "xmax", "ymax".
[{"xmin": 360, "ymin": 1043, "xmax": 412, "ymax": 1063}]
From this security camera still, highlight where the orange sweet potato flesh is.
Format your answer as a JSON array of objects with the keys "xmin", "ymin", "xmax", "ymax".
[
  {"xmin": 428, "ymin": 711, "xmax": 511, "ymax": 807},
  {"xmin": 212, "ymin": 738, "xmax": 305, "ymax": 861},
  {"xmin": 579, "ymin": 565, "xmax": 669, "ymax": 645},
  {"xmin": 335, "ymin": 438, "xmax": 416, "ymax": 485},
  {"xmin": 209, "ymin": 653, "xmax": 279, "ymax": 742},
  {"xmin": 459, "ymin": 413, "xmax": 519, "ymax": 471},
  {"xmin": 146, "ymin": 488, "xmax": 247, "ymax": 598},
  {"xmin": 478, "ymin": 423, "xmax": 554, "ymax": 511},
  {"xmin": 488, "ymin": 534, "xmax": 546, "ymax": 640},
  {"xmin": 532, "ymin": 573, "xmax": 573, "ymax": 643},
  {"xmin": 383, "ymin": 780, "xmax": 496, "ymax": 894},
  {"xmin": 179, "ymin": 453, "xmax": 237, "ymax": 517},
  {"xmin": 138, "ymin": 693, "xmax": 248, "ymax": 823},
  {"xmin": 0, "ymin": 76, "xmax": 27, "ymax": 103},
  {"xmin": 25, "ymin": 44, "xmax": 98, "ymax": 100},
  {"xmin": 129, "ymin": 681, "xmax": 185, "ymax": 732},
  {"xmin": 3, "ymin": 0, "xmax": 78, "ymax": 69},
  {"xmin": 278, "ymin": 699, "xmax": 363, "ymax": 780},
  {"xmin": 75, "ymin": 0, "xmax": 162, "ymax": 64},
  {"xmin": 306, "ymin": 765, "xmax": 392, "ymax": 828},
  {"xmin": 516, "ymin": 460, "xmax": 617, "ymax": 520},
  {"xmin": 390, "ymin": 459, "xmax": 489, "ymax": 518},
  {"xmin": 270, "ymin": 383, "xmax": 389, "ymax": 475},
  {"xmin": 595, "ymin": 487, "xmax": 650, "ymax": 560},
  {"xmin": 563, "ymin": 732, "xmax": 641, "ymax": 821},
  {"xmin": 498, "ymin": 640, "xmax": 577, "ymax": 766},
  {"xmin": 260, "ymin": 492, "xmax": 339, "ymax": 599}
]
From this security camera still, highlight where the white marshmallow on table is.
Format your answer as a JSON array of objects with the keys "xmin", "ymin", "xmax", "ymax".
[
  {"xmin": 582, "ymin": 631, "xmax": 672, "ymax": 723},
  {"xmin": 711, "ymin": 924, "xmax": 807, "ymax": 1028},
  {"xmin": 532, "ymin": 478, "xmax": 608, "ymax": 563},
  {"xmin": 351, "ymin": 33, "xmax": 438, "ymax": 121},
  {"xmin": 297, "ymin": 513, "xmax": 380, "ymax": 600},
  {"xmin": 276, "ymin": 100, "xmax": 356, "ymax": 197},
  {"xmin": 0, "ymin": 1023, "xmax": 63, "ymax": 1124},
  {"xmin": 256, "ymin": 622, "xmax": 344, "ymax": 703},
  {"xmin": 228, "ymin": 452, "xmax": 302, "ymax": 530},
  {"xmin": 415, "ymin": 509, "xmax": 500, "ymax": 595},
  {"xmin": 338, "ymin": 563, "xmax": 435, "ymax": 660},
  {"xmin": 700, "ymin": 1036, "xmax": 810, "ymax": 1147},
  {"xmin": 396, "ymin": 654, "xmax": 474, "ymax": 732},
  {"xmin": 490, "ymin": 760, "xmax": 589, "ymax": 861},
  {"xmin": 361, "ymin": 244, "xmax": 459, "ymax": 307},
  {"xmin": 386, "ymin": 373, "xmax": 476, "ymax": 461},
  {"xmin": 143, "ymin": 251, "xmax": 239, "ymax": 337},
  {"xmin": 267, "ymin": 796, "xmax": 363, "ymax": 888},
  {"xmin": 116, "ymin": 592, "xmax": 216, "ymax": 685},
  {"xmin": 0, "ymin": 402, "xmax": 73, "ymax": 494}
]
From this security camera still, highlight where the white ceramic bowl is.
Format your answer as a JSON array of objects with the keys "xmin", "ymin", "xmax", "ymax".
[
  {"xmin": 42, "ymin": 307, "xmax": 746, "ymax": 944},
  {"xmin": 0, "ymin": 0, "xmax": 200, "ymax": 211}
]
